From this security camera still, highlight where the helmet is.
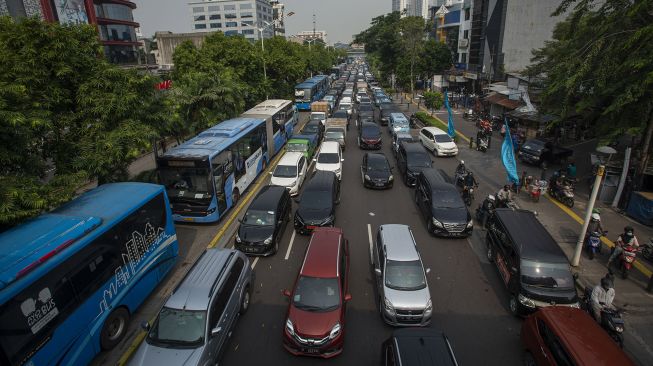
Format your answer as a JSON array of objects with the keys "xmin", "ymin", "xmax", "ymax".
[
  {"xmin": 460, "ymin": 160, "xmax": 465, "ymax": 165},
  {"xmin": 488, "ymin": 195, "xmax": 495, "ymax": 201},
  {"xmin": 591, "ymin": 213, "xmax": 600, "ymax": 221}
]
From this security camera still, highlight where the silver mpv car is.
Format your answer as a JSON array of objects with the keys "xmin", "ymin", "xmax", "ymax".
[
  {"xmin": 372, "ymin": 224, "xmax": 432, "ymax": 326},
  {"xmin": 129, "ymin": 249, "xmax": 253, "ymax": 366}
]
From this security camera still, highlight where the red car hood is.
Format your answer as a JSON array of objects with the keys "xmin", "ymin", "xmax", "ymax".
[{"xmin": 288, "ymin": 305, "xmax": 341, "ymax": 338}]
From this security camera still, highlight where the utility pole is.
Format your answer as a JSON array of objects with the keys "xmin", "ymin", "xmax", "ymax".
[
  {"xmin": 313, "ymin": 14, "xmax": 316, "ymax": 39},
  {"xmin": 573, "ymin": 165, "xmax": 605, "ymax": 266}
]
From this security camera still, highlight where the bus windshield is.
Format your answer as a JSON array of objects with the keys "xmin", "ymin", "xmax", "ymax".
[
  {"xmin": 147, "ymin": 307, "xmax": 206, "ymax": 347},
  {"xmin": 159, "ymin": 167, "xmax": 212, "ymax": 202}
]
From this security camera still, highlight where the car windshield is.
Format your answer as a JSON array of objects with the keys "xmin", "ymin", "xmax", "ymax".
[
  {"xmin": 310, "ymin": 115, "xmax": 324, "ymax": 121},
  {"xmin": 434, "ymin": 134, "xmax": 453, "ymax": 143},
  {"xmin": 367, "ymin": 157, "xmax": 389, "ymax": 171},
  {"xmin": 407, "ymin": 152, "xmax": 432, "ymax": 168},
  {"xmin": 287, "ymin": 142, "xmax": 307, "ymax": 152},
  {"xmin": 303, "ymin": 124, "xmax": 319, "ymax": 134},
  {"xmin": 273, "ymin": 164, "xmax": 297, "ymax": 178},
  {"xmin": 318, "ymin": 152, "xmax": 340, "ymax": 164},
  {"xmin": 325, "ymin": 131, "xmax": 344, "ymax": 140},
  {"xmin": 242, "ymin": 209, "xmax": 275, "ymax": 226},
  {"xmin": 292, "ymin": 276, "xmax": 340, "ymax": 312},
  {"xmin": 159, "ymin": 167, "xmax": 212, "ymax": 202},
  {"xmin": 521, "ymin": 260, "xmax": 575, "ymax": 289},
  {"xmin": 362, "ymin": 126, "xmax": 381, "ymax": 138},
  {"xmin": 333, "ymin": 111, "xmax": 348, "ymax": 118},
  {"xmin": 432, "ymin": 190, "xmax": 465, "ymax": 209},
  {"xmin": 300, "ymin": 190, "xmax": 331, "ymax": 210},
  {"xmin": 147, "ymin": 307, "xmax": 206, "ymax": 347},
  {"xmin": 385, "ymin": 260, "xmax": 426, "ymax": 291}
]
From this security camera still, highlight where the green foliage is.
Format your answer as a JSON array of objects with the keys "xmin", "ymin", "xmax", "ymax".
[{"xmin": 422, "ymin": 91, "xmax": 444, "ymax": 111}]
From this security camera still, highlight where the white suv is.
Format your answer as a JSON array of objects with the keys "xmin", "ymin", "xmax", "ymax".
[
  {"xmin": 418, "ymin": 127, "xmax": 458, "ymax": 157},
  {"xmin": 314, "ymin": 141, "xmax": 344, "ymax": 180},
  {"xmin": 270, "ymin": 152, "xmax": 307, "ymax": 196}
]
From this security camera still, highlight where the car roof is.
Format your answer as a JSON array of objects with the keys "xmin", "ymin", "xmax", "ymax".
[
  {"xmin": 366, "ymin": 152, "xmax": 389, "ymax": 164},
  {"xmin": 300, "ymin": 227, "xmax": 343, "ymax": 278},
  {"xmin": 390, "ymin": 112, "xmax": 407, "ymax": 120},
  {"xmin": 361, "ymin": 122, "xmax": 379, "ymax": 129},
  {"xmin": 537, "ymin": 307, "xmax": 635, "ymax": 366},
  {"xmin": 166, "ymin": 249, "xmax": 237, "ymax": 311},
  {"xmin": 391, "ymin": 328, "xmax": 457, "ymax": 366},
  {"xmin": 401, "ymin": 141, "xmax": 428, "ymax": 153},
  {"xmin": 319, "ymin": 140, "xmax": 340, "ymax": 153},
  {"xmin": 422, "ymin": 126, "xmax": 447, "ymax": 135},
  {"xmin": 494, "ymin": 209, "xmax": 568, "ymax": 263},
  {"xmin": 278, "ymin": 151, "xmax": 303, "ymax": 165},
  {"xmin": 248, "ymin": 185, "xmax": 286, "ymax": 211},
  {"xmin": 419, "ymin": 168, "xmax": 447, "ymax": 185},
  {"xmin": 379, "ymin": 224, "xmax": 419, "ymax": 261},
  {"xmin": 304, "ymin": 170, "xmax": 336, "ymax": 192},
  {"xmin": 395, "ymin": 132, "xmax": 413, "ymax": 139}
]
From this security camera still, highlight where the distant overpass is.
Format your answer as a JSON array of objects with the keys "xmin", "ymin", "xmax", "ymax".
[{"xmin": 346, "ymin": 49, "xmax": 365, "ymax": 62}]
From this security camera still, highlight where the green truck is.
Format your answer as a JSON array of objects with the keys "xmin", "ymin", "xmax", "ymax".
[{"xmin": 287, "ymin": 134, "xmax": 318, "ymax": 160}]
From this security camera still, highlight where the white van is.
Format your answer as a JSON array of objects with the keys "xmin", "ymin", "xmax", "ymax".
[
  {"xmin": 314, "ymin": 141, "xmax": 344, "ymax": 180},
  {"xmin": 418, "ymin": 126, "xmax": 458, "ymax": 157},
  {"xmin": 270, "ymin": 152, "xmax": 307, "ymax": 196}
]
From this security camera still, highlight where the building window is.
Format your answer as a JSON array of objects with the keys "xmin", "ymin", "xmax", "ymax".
[
  {"xmin": 209, "ymin": 14, "xmax": 221, "ymax": 20},
  {"xmin": 240, "ymin": 3, "xmax": 252, "ymax": 9},
  {"xmin": 463, "ymin": 30, "xmax": 469, "ymax": 39},
  {"xmin": 210, "ymin": 23, "xmax": 221, "ymax": 28},
  {"xmin": 225, "ymin": 13, "xmax": 237, "ymax": 19},
  {"xmin": 226, "ymin": 21, "xmax": 237, "ymax": 27},
  {"xmin": 195, "ymin": 24, "xmax": 207, "ymax": 29},
  {"xmin": 461, "ymin": 53, "xmax": 467, "ymax": 63},
  {"xmin": 104, "ymin": 45, "xmax": 139, "ymax": 65},
  {"xmin": 99, "ymin": 24, "xmax": 137, "ymax": 42},
  {"xmin": 242, "ymin": 29, "xmax": 254, "ymax": 35},
  {"xmin": 194, "ymin": 15, "xmax": 205, "ymax": 21},
  {"xmin": 94, "ymin": 3, "xmax": 133, "ymax": 22},
  {"xmin": 465, "ymin": 8, "xmax": 470, "ymax": 20},
  {"xmin": 242, "ymin": 20, "xmax": 253, "ymax": 25},
  {"xmin": 241, "ymin": 12, "xmax": 253, "ymax": 18},
  {"xmin": 224, "ymin": 4, "xmax": 236, "ymax": 11},
  {"xmin": 208, "ymin": 5, "xmax": 219, "ymax": 11},
  {"xmin": 192, "ymin": 6, "xmax": 204, "ymax": 13},
  {"xmin": 225, "ymin": 30, "xmax": 238, "ymax": 36}
]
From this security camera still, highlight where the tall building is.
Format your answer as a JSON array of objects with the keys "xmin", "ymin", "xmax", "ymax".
[
  {"xmin": 294, "ymin": 30, "xmax": 327, "ymax": 43},
  {"xmin": 187, "ymin": 0, "xmax": 274, "ymax": 41},
  {"xmin": 393, "ymin": 0, "xmax": 430, "ymax": 18},
  {"xmin": 0, "ymin": 0, "xmax": 140, "ymax": 65},
  {"xmin": 430, "ymin": 0, "xmax": 472, "ymax": 65},
  {"xmin": 270, "ymin": 0, "xmax": 285, "ymax": 36}
]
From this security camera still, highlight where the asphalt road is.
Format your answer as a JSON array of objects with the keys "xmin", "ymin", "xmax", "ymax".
[{"xmin": 93, "ymin": 101, "xmax": 525, "ymax": 366}]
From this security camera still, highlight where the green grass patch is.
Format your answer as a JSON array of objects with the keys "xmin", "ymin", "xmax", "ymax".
[{"xmin": 414, "ymin": 111, "xmax": 465, "ymax": 143}]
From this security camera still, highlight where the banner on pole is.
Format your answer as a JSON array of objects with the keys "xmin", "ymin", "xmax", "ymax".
[{"xmin": 502, "ymin": 118, "xmax": 520, "ymax": 184}]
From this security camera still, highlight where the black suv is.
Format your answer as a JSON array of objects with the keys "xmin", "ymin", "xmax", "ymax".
[
  {"xmin": 485, "ymin": 209, "xmax": 579, "ymax": 316},
  {"xmin": 294, "ymin": 171, "xmax": 340, "ymax": 235},
  {"xmin": 397, "ymin": 142, "xmax": 432, "ymax": 187},
  {"xmin": 381, "ymin": 328, "xmax": 459, "ymax": 366},
  {"xmin": 358, "ymin": 122, "xmax": 382, "ymax": 149},
  {"xmin": 236, "ymin": 185, "xmax": 291, "ymax": 255},
  {"xmin": 415, "ymin": 168, "xmax": 471, "ymax": 237}
]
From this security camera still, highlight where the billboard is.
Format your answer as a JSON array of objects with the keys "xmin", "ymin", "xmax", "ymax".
[{"xmin": 53, "ymin": 0, "xmax": 89, "ymax": 25}]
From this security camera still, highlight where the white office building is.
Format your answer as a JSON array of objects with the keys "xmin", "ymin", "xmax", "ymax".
[
  {"xmin": 188, "ymin": 0, "xmax": 274, "ymax": 40},
  {"xmin": 392, "ymin": 0, "xmax": 431, "ymax": 18}
]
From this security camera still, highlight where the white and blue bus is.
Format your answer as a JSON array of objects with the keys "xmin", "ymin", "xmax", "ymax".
[
  {"xmin": 157, "ymin": 117, "xmax": 283, "ymax": 223},
  {"xmin": 0, "ymin": 183, "xmax": 179, "ymax": 366},
  {"xmin": 242, "ymin": 99, "xmax": 298, "ymax": 142},
  {"xmin": 294, "ymin": 75, "xmax": 330, "ymax": 111}
]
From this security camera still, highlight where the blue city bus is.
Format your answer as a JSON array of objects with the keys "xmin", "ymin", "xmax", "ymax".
[
  {"xmin": 294, "ymin": 75, "xmax": 330, "ymax": 111},
  {"xmin": 0, "ymin": 183, "xmax": 179, "ymax": 366},
  {"xmin": 157, "ymin": 117, "xmax": 282, "ymax": 223},
  {"xmin": 242, "ymin": 99, "xmax": 298, "ymax": 143}
]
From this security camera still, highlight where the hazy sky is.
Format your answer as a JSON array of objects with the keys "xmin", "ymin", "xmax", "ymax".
[{"xmin": 134, "ymin": 0, "xmax": 391, "ymax": 43}]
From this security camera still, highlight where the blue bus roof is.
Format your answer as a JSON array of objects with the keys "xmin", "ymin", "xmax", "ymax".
[
  {"xmin": 295, "ymin": 75, "xmax": 328, "ymax": 89},
  {"xmin": 0, "ymin": 183, "xmax": 165, "ymax": 290},
  {"xmin": 162, "ymin": 117, "xmax": 265, "ymax": 160}
]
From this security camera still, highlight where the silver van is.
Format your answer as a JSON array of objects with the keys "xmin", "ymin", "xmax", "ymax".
[
  {"xmin": 129, "ymin": 249, "xmax": 253, "ymax": 366},
  {"xmin": 372, "ymin": 224, "xmax": 432, "ymax": 326}
]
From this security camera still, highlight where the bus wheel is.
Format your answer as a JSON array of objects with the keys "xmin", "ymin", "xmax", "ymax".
[
  {"xmin": 100, "ymin": 307, "xmax": 129, "ymax": 350},
  {"xmin": 232, "ymin": 189, "xmax": 240, "ymax": 205}
]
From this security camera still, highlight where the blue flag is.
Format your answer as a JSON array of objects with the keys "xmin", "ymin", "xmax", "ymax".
[
  {"xmin": 444, "ymin": 90, "xmax": 455, "ymax": 137},
  {"xmin": 502, "ymin": 118, "xmax": 520, "ymax": 184}
]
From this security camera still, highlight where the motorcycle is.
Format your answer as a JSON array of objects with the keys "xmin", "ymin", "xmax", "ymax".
[
  {"xmin": 529, "ymin": 180, "xmax": 547, "ymax": 202},
  {"xmin": 475, "ymin": 197, "xmax": 496, "ymax": 228},
  {"xmin": 580, "ymin": 286, "xmax": 625, "ymax": 348},
  {"xmin": 616, "ymin": 245, "xmax": 641, "ymax": 279},
  {"xmin": 585, "ymin": 230, "xmax": 607, "ymax": 260},
  {"xmin": 476, "ymin": 136, "xmax": 488, "ymax": 152},
  {"xmin": 463, "ymin": 109, "xmax": 474, "ymax": 120},
  {"xmin": 454, "ymin": 169, "xmax": 469, "ymax": 188},
  {"xmin": 642, "ymin": 238, "xmax": 653, "ymax": 262},
  {"xmin": 462, "ymin": 185, "xmax": 476, "ymax": 206},
  {"xmin": 548, "ymin": 183, "xmax": 575, "ymax": 207}
]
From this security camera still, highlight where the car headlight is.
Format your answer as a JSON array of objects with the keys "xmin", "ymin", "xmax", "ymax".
[
  {"xmin": 518, "ymin": 293, "xmax": 536, "ymax": 308},
  {"xmin": 320, "ymin": 215, "xmax": 335, "ymax": 225},
  {"xmin": 383, "ymin": 298, "xmax": 395, "ymax": 315},
  {"xmin": 329, "ymin": 323, "xmax": 341, "ymax": 339},
  {"xmin": 389, "ymin": 175, "xmax": 393, "ymax": 181},
  {"xmin": 424, "ymin": 299, "xmax": 433, "ymax": 316},
  {"xmin": 364, "ymin": 174, "xmax": 371, "ymax": 180},
  {"xmin": 285, "ymin": 319, "xmax": 295, "ymax": 336},
  {"xmin": 431, "ymin": 218, "xmax": 444, "ymax": 228},
  {"xmin": 264, "ymin": 235, "xmax": 273, "ymax": 245},
  {"xmin": 235, "ymin": 232, "xmax": 242, "ymax": 243},
  {"xmin": 615, "ymin": 325, "xmax": 624, "ymax": 333},
  {"xmin": 466, "ymin": 220, "xmax": 473, "ymax": 228}
]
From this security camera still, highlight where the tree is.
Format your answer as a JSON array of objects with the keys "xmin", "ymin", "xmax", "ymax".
[
  {"xmin": 418, "ymin": 39, "xmax": 453, "ymax": 85},
  {"xmin": 422, "ymin": 91, "xmax": 444, "ymax": 112},
  {"xmin": 399, "ymin": 16, "xmax": 428, "ymax": 95},
  {"xmin": 527, "ymin": 0, "xmax": 653, "ymax": 181}
]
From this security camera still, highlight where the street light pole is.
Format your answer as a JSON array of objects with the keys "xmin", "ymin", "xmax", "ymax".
[{"xmin": 245, "ymin": 20, "xmax": 272, "ymax": 99}]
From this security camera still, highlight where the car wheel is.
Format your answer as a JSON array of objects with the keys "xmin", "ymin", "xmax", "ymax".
[
  {"xmin": 100, "ymin": 307, "xmax": 129, "ymax": 350},
  {"xmin": 240, "ymin": 286, "xmax": 251, "ymax": 314},
  {"xmin": 509, "ymin": 294, "xmax": 521, "ymax": 316},
  {"xmin": 487, "ymin": 244, "xmax": 494, "ymax": 262},
  {"xmin": 523, "ymin": 352, "xmax": 536, "ymax": 366}
]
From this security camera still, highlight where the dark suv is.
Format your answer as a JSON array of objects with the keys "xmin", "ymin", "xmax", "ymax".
[
  {"xmin": 381, "ymin": 328, "xmax": 459, "ymax": 366},
  {"xmin": 358, "ymin": 122, "xmax": 382, "ymax": 149},
  {"xmin": 294, "ymin": 171, "xmax": 340, "ymax": 235},
  {"xmin": 235, "ymin": 185, "xmax": 291, "ymax": 255},
  {"xmin": 485, "ymin": 209, "xmax": 579, "ymax": 316},
  {"xmin": 397, "ymin": 142, "xmax": 432, "ymax": 187}
]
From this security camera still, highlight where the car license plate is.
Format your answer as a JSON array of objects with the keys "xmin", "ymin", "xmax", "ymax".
[
  {"xmin": 183, "ymin": 218, "xmax": 194, "ymax": 222},
  {"xmin": 376, "ymin": 182, "xmax": 385, "ymax": 187},
  {"xmin": 307, "ymin": 226, "xmax": 316, "ymax": 230},
  {"xmin": 303, "ymin": 348, "xmax": 319, "ymax": 354}
]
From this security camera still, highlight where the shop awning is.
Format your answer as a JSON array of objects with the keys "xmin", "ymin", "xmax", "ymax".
[{"xmin": 483, "ymin": 92, "xmax": 524, "ymax": 110}]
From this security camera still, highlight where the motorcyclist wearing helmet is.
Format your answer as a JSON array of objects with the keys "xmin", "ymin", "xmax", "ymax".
[
  {"xmin": 496, "ymin": 185, "xmax": 513, "ymax": 207},
  {"xmin": 479, "ymin": 194, "xmax": 496, "ymax": 227},
  {"xmin": 587, "ymin": 212, "xmax": 605, "ymax": 237},
  {"xmin": 608, "ymin": 226, "xmax": 640, "ymax": 267},
  {"xmin": 464, "ymin": 171, "xmax": 478, "ymax": 189},
  {"xmin": 590, "ymin": 277, "xmax": 615, "ymax": 322},
  {"xmin": 456, "ymin": 160, "xmax": 466, "ymax": 175}
]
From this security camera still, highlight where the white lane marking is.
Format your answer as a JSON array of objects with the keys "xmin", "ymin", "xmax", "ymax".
[
  {"xmin": 285, "ymin": 230, "xmax": 296, "ymax": 260},
  {"xmin": 367, "ymin": 224, "xmax": 373, "ymax": 265},
  {"xmin": 250, "ymin": 257, "xmax": 259, "ymax": 269}
]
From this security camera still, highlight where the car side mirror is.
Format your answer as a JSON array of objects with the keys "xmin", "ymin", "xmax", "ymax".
[
  {"xmin": 313, "ymin": 158, "xmax": 317, "ymax": 162},
  {"xmin": 140, "ymin": 321, "xmax": 150, "ymax": 331},
  {"xmin": 341, "ymin": 158, "xmax": 345, "ymax": 162},
  {"xmin": 374, "ymin": 268, "xmax": 382, "ymax": 276},
  {"xmin": 282, "ymin": 289, "xmax": 291, "ymax": 297},
  {"xmin": 299, "ymin": 172, "xmax": 303, "ymax": 176},
  {"xmin": 269, "ymin": 171, "xmax": 273, "ymax": 175},
  {"xmin": 510, "ymin": 267, "xmax": 518, "ymax": 273},
  {"xmin": 211, "ymin": 327, "xmax": 222, "ymax": 337},
  {"xmin": 426, "ymin": 268, "xmax": 431, "ymax": 274},
  {"xmin": 344, "ymin": 294, "xmax": 352, "ymax": 302}
]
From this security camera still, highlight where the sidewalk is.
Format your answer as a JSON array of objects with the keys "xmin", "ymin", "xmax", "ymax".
[{"xmin": 403, "ymin": 94, "xmax": 653, "ymax": 364}]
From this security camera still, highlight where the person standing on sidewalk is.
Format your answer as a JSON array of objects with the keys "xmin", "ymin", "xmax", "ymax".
[{"xmin": 608, "ymin": 226, "xmax": 640, "ymax": 267}]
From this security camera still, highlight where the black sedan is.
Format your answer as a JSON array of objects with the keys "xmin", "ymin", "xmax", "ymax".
[
  {"xmin": 236, "ymin": 185, "xmax": 291, "ymax": 255},
  {"xmin": 358, "ymin": 122, "xmax": 382, "ymax": 149},
  {"xmin": 361, "ymin": 152, "xmax": 393, "ymax": 189}
]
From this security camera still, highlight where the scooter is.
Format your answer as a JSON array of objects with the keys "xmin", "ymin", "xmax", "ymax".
[
  {"xmin": 581, "ymin": 286, "xmax": 625, "ymax": 348},
  {"xmin": 617, "ymin": 245, "xmax": 640, "ymax": 279},
  {"xmin": 585, "ymin": 230, "xmax": 607, "ymax": 260},
  {"xmin": 476, "ymin": 136, "xmax": 488, "ymax": 152},
  {"xmin": 529, "ymin": 180, "xmax": 547, "ymax": 202},
  {"xmin": 548, "ymin": 183, "xmax": 575, "ymax": 207}
]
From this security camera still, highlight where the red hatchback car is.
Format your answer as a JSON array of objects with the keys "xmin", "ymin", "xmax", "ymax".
[
  {"xmin": 521, "ymin": 306, "xmax": 635, "ymax": 366},
  {"xmin": 282, "ymin": 227, "xmax": 351, "ymax": 358}
]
